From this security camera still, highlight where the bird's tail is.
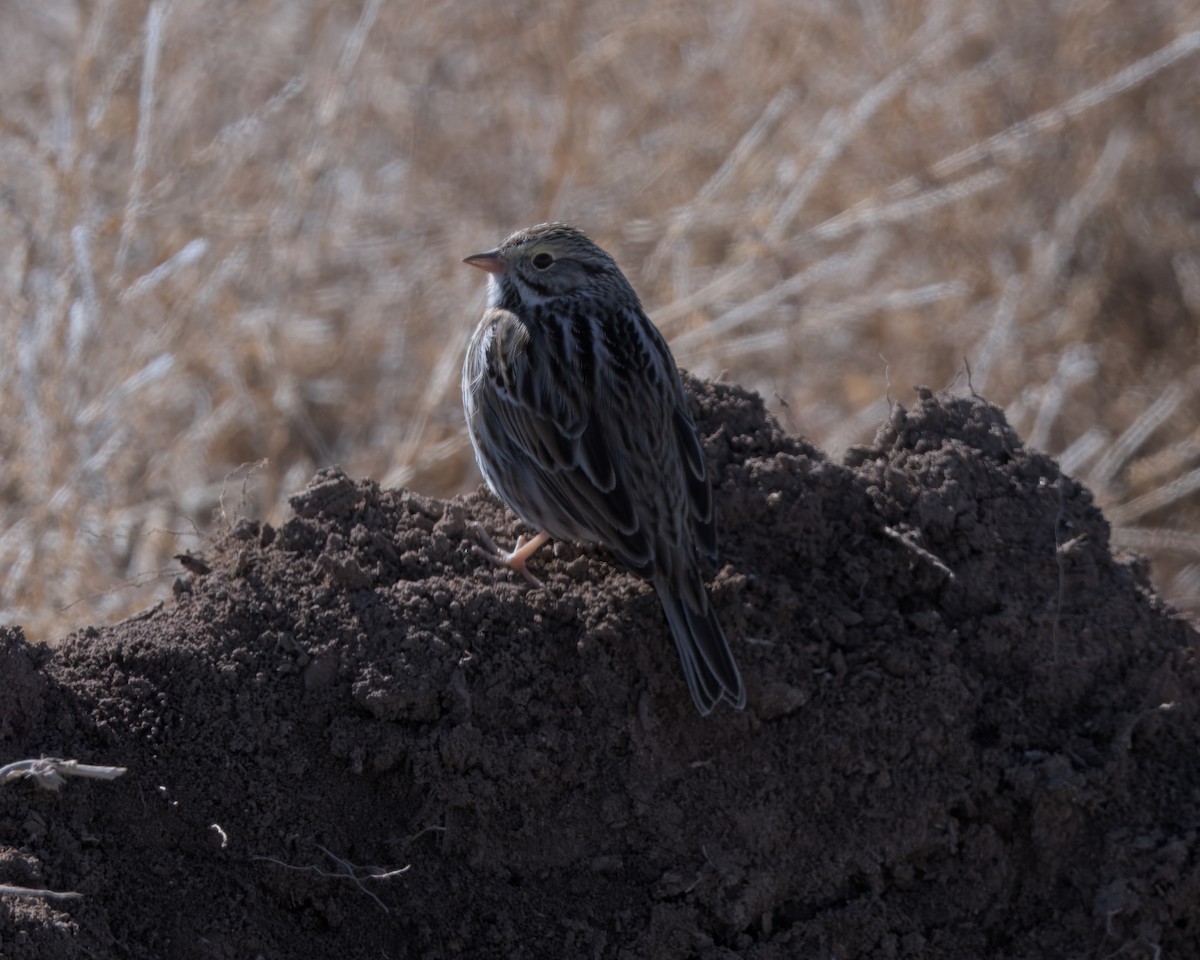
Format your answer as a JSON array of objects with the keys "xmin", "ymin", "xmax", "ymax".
[{"xmin": 655, "ymin": 577, "xmax": 746, "ymax": 716}]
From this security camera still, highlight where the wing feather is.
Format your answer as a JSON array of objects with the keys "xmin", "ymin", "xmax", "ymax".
[
  {"xmin": 672, "ymin": 404, "xmax": 717, "ymax": 564},
  {"xmin": 467, "ymin": 303, "xmax": 714, "ymax": 582},
  {"xmin": 468, "ymin": 308, "xmax": 656, "ymax": 574}
]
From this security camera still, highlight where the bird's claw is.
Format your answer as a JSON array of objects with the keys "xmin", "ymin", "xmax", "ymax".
[{"xmin": 470, "ymin": 522, "xmax": 548, "ymax": 587}]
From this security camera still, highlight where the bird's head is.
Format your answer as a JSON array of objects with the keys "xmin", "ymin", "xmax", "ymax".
[{"xmin": 464, "ymin": 222, "xmax": 626, "ymax": 305}]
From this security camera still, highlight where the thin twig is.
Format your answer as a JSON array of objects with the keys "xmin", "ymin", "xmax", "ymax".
[
  {"xmin": 882, "ymin": 526, "xmax": 956, "ymax": 580},
  {"xmin": 252, "ymin": 844, "xmax": 410, "ymax": 914}
]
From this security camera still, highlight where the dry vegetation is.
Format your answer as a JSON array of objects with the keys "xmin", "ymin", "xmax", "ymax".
[{"xmin": 1, "ymin": 0, "xmax": 1199, "ymax": 641}]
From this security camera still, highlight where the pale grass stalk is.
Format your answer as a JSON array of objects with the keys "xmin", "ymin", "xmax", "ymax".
[
  {"xmin": 694, "ymin": 329, "xmax": 788, "ymax": 366},
  {"xmin": 85, "ymin": 44, "xmax": 138, "ymax": 131},
  {"xmin": 1002, "ymin": 389, "xmax": 1036, "ymax": 448},
  {"xmin": 1029, "ymin": 130, "xmax": 1130, "ymax": 296},
  {"xmin": 1057, "ymin": 427, "xmax": 1109, "ymax": 476},
  {"xmin": 79, "ymin": 0, "xmax": 118, "ymax": 67},
  {"xmin": 671, "ymin": 239, "xmax": 886, "ymax": 351},
  {"xmin": 1130, "ymin": 431, "xmax": 1200, "ymax": 491},
  {"xmin": 76, "ymin": 356, "xmax": 176, "ymax": 430},
  {"xmin": 115, "ymin": 1, "xmax": 167, "ymax": 276},
  {"xmin": 570, "ymin": 9, "xmax": 695, "ymax": 73},
  {"xmin": 116, "ymin": 354, "xmax": 176, "ymax": 397},
  {"xmin": 1090, "ymin": 380, "xmax": 1189, "ymax": 494},
  {"xmin": 197, "ymin": 75, "xmax": 307, "ymax": 163},
  {"xmin": 1105, "ymin": 464, "xmax": 1200, "ymax": 527},
  {"xmin": 120, "ymin": 239, "xmax": 210, "ymax": 303},
  {"xmin": 388, "ymin": 434, "xmax": 472, "ymax": 490},
  {"xmin": 1111, "ymin": 527, "xmax": 1200, "ymax": 557},
  {"xmin": 82, "ymin": 427, "xmax": 131, "ymax": 477},
  {"xmin": 317, "ymin": 0, "xmax": 384, "ymax": 125},
  {"xmin": 16, "ymin": 318, "xmax": 50, "ymax": 492},
  {"xmin": 390, "ymin": 321, "xmax": 471, "ymax": 486},
  {"xmin": 800, "ymin": 282, "xmax": 969, "ymax": 337},
  {"xmin": 69, "ymin": 225, "xmax": 98, "ymax": 363},
  {"xmin": 968, "ymin": 271, "xmax": 1023, "ymax": 396},
  {"xmin": 1001, "ymin": 339, "xmax": 1089, "ymax": 449},
  {"xmin": 1025, "ymin": 345, "xmax": 1099, "ymax": 452},
  {"xmin": 1168, "ymin": 565, "xmax": 1200, "ymax": 611},
  {"xmin": 648, "ymin": 87, "xmax": 797, "ymax": 276},
  {"xmin": 0, "ymin": 517, "xmax": 36, "ymax": 616},
  {"xmin": 272, "ymin": 376, "xmax": 334, "ymax": 465},
  {"xmin": 800, "ymin": 168, "xmax": 1007, "ymax": 248},
  {"xmin": 189, "ymin": 245, "xmax": 249, "ymax": 316},
  {"xmin": 181, "ymin": 397, "xmax": 241, "ymax": 453},
  {"xmin": 652, "ymin": 261, "xmax": 762, "ymax": 335},
  {"xmin": 48, "ymin": 64, "xmax": 74, "ymax": 170},
  {"xmin": 914, "ymin": 29, "xmax": 1200, "ymax": 191},
  {"xmin": 48, "ymin": 481, "xmax": 77, "ymax": 513},
  {"xmin": 766, "ymin": 9, "xmax": 974, "ymax": 243},
  {"xmin": 0, "ymin": 221, "xmax": 29, "ymax": 309},
  {"xmin": 683, "ymin": 87, "xmax": 797, "ymax": 210}
]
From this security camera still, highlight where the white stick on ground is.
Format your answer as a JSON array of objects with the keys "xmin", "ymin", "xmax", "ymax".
[
  {"xmin": 0, "ymin": 884, "xmax": 83, "ymax": 901},
  {"xmin": 0, "ymin": 758, "xmax": 128, "ymax": 791}
]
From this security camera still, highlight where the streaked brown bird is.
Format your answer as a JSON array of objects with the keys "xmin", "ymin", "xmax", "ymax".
[{"xmin": 461, "ymin": 222, "xmax": 745, "ymax": 715}]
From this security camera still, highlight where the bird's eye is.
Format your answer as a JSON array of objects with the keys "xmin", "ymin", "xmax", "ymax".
[{"xmin": 531, "ymin": 252, "xmax": 554, "ymax": 270}]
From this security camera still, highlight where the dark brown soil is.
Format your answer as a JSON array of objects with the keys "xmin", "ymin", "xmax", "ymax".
[{"xmin": 2, "ymin": 379, "xmax": 1198, "ymax": 959}]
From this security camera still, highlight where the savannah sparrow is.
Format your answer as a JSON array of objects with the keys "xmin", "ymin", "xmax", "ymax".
[{"xmin": 461, "ymin": 222, "xmax": 746, "ymax": 716}]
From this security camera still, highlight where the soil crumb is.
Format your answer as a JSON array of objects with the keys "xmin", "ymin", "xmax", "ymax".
[{"xmin": 2, "ymin": 379, "xmax": 1198, "ymax": 959}]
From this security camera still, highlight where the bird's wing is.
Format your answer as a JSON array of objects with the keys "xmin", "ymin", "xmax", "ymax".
[
  {"xmin": 471, "ymin": 308, "xmax": 659, "ymax": 577},
  {"xmin": 670, "ymin": 400, "xmax": 717, "ymax": 566}
]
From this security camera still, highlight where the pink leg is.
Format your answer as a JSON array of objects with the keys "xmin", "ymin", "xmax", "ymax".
[{"xmin": 471, "ymin": 523, "xmax": 551, "ymax": 587}]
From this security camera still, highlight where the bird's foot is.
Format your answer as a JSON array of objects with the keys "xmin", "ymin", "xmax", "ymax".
[{"xmin": 470, "ymin": 523, "xmax": 550, "ymax": 587}]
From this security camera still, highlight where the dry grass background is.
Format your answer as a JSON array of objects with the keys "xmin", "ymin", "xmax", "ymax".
[{"xmin": 2, "ymin": 0, "xmax": 1199, "ymax": 641}]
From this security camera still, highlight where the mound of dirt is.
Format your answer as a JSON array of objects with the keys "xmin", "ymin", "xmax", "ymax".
[{"xmin": 2, "ymin": 379, "xmax": 1198, "ymax": 959}]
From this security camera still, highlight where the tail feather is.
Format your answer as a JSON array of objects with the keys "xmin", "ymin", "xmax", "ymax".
[{"xmin": 655, "ymin": 577, "xmax": 746, "ymax": 716}]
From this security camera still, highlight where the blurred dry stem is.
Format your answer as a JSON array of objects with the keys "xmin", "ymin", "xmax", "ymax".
[{"xmin": 1, "ymin": 0, "xmax": 1198, "ymax": 639}]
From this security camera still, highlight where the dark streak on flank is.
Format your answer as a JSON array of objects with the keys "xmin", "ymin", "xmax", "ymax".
[{"xmin": 570, "ymin": 306, "xmax": 595, "ymax": 389}]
